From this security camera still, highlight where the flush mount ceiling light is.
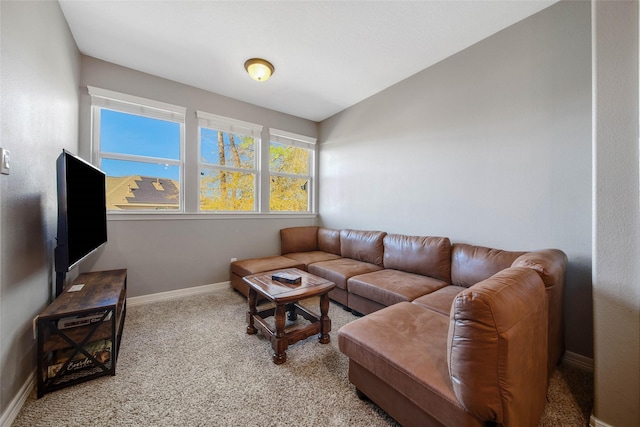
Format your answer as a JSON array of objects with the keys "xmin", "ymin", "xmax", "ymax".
[{"xmin": 244, "ymin": 58, "xmax": 274, "ymax": 82}]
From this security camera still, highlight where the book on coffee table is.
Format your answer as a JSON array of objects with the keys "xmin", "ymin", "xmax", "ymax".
[{"xmin": 271, "ymin": 272, "xmax": 302, "ymax": 285}]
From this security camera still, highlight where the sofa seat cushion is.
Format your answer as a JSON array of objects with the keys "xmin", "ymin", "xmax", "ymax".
[
  {"xmin": 412, "ymin": 285, "xmax": 466, "ymax": 315},
  {"xmin": 283, "ymin": 251, "xmax": 342, "ymax": 268},
  {"xmin": 230, "ymin": 256, "xmax": 305, "ymax": 277},
  {"xmin": 348, "ymin": 269, "xmax": 449, "ymax": 307},
  {"xmin": 338, "ymin": 302, "xmax": 477, "ymax": 426},
  {"xmin": 308, "ymin": 258, "xmax": 383, "ymax": 290}
]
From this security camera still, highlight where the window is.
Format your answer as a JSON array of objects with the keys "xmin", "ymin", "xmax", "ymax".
[
  {"xmin": 269, "ymin": 129, "xmax": 316, "ymax": 212},
  {"xmin": 89, "ymin": 87, "xmax": 186, "ymax": 212},
  {"xmin": 89, "ymin": 89, "xmax": 316, "ymax": 216},
  {"xmin": 197, "ymin": 111, "xmax": 262, "ymax": 212}
]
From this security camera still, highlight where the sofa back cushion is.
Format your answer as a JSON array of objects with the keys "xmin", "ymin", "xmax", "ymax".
[
  {"xmin": 511, "ymin": 249, "xmax": 568, "ymax": 287},
  {"xmin": 318, "ymin": 227, "xmax": 341, "ymax": 255},
  {"xmin": 511, "ymin": 248, "xmax": 568, "ymax": 377},
  {"xmin": 340, "ymin": 229, "xmax": 386, "ymax": 266},
  {"xmin": 383, "ymin": 234, "xmax": 452, "ymax": 282},
  {"xmin": 447, "ymin": 267, "xmax": 548, "ymax": 426},
  {"xmin": 280, "ymin": 226, "xmax": 318, "ymax": 254},
  {"xmin": 451, "ymin": 243, "xmax": 524, "ymax": 288}
]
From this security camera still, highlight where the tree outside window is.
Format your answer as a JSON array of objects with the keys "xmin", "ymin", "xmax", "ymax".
[
  {"xmin": 199, "ymin": 127, "xmax": 256, "ymax": 211},
  {"xmin": 269, "ymin": 129, "xmax": 316, "ymax": 212},
  {"xmin": 269, "ymin": 142, "xmax": 311, "ymax": 211},
  {"xmin": 197, "ymin": 111, "xmax": 261, "ymax": 212}
]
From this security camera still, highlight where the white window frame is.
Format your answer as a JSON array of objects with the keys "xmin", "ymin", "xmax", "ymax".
[
  {"xmin": 197, "ymin": 111, "xmax": 263, "ymax": 212},
  {"xmin": 269, "ymin": 128, "xmax": 317, "ymax": 213},
  {"xmin": 89, "ymin": 86, "xmax": 186, "ymax": 213}
]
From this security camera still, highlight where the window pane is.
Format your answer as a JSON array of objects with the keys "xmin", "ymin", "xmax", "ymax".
[
  {"xmin": 269, "ymin": 142, "xmax": 309, "ymax": 175},
  {"xmin": 270, "ymin": 176, "xmax": 309, "ymax": 212},
  {"xmin": 101, "ymin": 109, "xmax": 180, "ymax": 160},
  {"xmin": 101, "ymin": 159, "xmax": 180, "ymax": 211},
  {"xmin": 200, "ymin": 128, "xmax": 255, "ymax": 169},
  {"xmin": 200, "ymin": 169, "xmax": 255, "ymax": 211}
]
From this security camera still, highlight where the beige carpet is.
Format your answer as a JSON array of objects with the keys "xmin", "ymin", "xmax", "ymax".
[{"xmin": 13, "ymin": 288, "xmax": 593, "ymax": 426}]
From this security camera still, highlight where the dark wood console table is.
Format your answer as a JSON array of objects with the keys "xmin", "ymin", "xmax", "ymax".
[{"xmin": 36, "ymin": 269, "xmax": 127, "ymax": 398}]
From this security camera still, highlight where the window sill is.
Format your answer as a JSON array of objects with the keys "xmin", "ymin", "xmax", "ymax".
[{"xmin": 107, "ymin": 212, "xmax": 317, "ymax": 221}]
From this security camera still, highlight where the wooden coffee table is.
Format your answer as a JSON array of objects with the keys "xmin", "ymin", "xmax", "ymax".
[{"xmin": 244, "ymin": 268, "xmax": 336, "ymax": 364}]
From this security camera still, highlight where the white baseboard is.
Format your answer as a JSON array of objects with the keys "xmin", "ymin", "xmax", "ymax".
[
  {"xmin": 562, "ymin": 350, "xmax": 594, "ymax": 372},
  {"xmin": 590, "ymin": 415, "xmax": 615, "ymax": 427},
  {"xmin": 1, "ymin": 371, "xmax": 35, "ymax": 427},
  {"xmin": 126, "ymin": 281, "xmax": 230, "ymax": 307}
]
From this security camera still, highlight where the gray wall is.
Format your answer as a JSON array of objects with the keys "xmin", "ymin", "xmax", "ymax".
[
  {"xmin": 0, "ymin": 0, "xmax": 81, "ymax": 417},
  {"xmin": 592, "ymin": 1, "xmax": 640, "ymax": 426},
  {"xmin": 319, "ymin": 1, "xmax": 593, "ymax": 358},
  {"xmin": 78, "ymin": 57, "xmax": 319, "ymax": 297}
]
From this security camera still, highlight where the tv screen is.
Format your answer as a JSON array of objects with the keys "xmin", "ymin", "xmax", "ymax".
[{"xmin": 54, "ymin": 149, "xmax": 107, "ymax": 296}]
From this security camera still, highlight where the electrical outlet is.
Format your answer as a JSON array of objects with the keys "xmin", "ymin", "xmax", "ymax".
[
  {"xmin": 230, "ymin": 257, "xmax": 237, "ymax": 263},
  {"xmin": 0, "ymin": 148, "xmax": 10, "ymax": 175}
]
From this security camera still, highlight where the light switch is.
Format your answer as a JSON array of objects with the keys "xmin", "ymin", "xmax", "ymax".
[{"xmin": 1, "ymin": 148, "xmax": 10, "ymax": 175}]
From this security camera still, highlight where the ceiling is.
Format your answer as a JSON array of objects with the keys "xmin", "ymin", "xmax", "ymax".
[{"xmin": 58, "ymin": 0, "xmax": 558, "ymax": 122}]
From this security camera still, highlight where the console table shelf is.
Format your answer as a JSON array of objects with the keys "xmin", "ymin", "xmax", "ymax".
[{"xmin": 37, "ymin": 269, "xmax": 127, "ymax": 398}]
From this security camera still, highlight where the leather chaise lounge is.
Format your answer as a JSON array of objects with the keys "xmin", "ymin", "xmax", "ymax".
[{"xmin": 230, "ymin": 226, "xmax": 567, "ymax": 426}]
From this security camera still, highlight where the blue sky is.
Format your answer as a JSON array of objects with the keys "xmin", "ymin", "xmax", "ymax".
[{"xmin": 100, "ymin": 109, "xmax": 180, "ymax": 180}]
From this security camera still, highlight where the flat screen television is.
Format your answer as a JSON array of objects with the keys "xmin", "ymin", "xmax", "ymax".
[{"xmin": 54, "ymin": 149, "xmax": 107, "ymax": 297}]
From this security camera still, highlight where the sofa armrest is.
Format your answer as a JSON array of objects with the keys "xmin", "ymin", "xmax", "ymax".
[{"xmin": 447, "ymin": 267, "xmax": 548, "ymax": 427}]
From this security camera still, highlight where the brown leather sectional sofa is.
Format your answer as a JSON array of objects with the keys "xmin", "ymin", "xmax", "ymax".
[{"xmin": 230, "ymin": 226, "xmax": 567, "ymax": 427}]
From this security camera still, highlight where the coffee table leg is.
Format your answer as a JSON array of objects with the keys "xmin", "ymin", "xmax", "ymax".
[
  {"xmin": 246, "ymin": 288, "xmax": 257, "ymax": 335},
  {"xmin": 273, "ymin": 303, "xmax": 287, "ymax": 364},
  {"xmin": 319, "ymin": 293, "xmax": 331, "ymax": 344},
  {"xmin": 286, "ymin": 303, "xmax": 298, "ymax": 321}
]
